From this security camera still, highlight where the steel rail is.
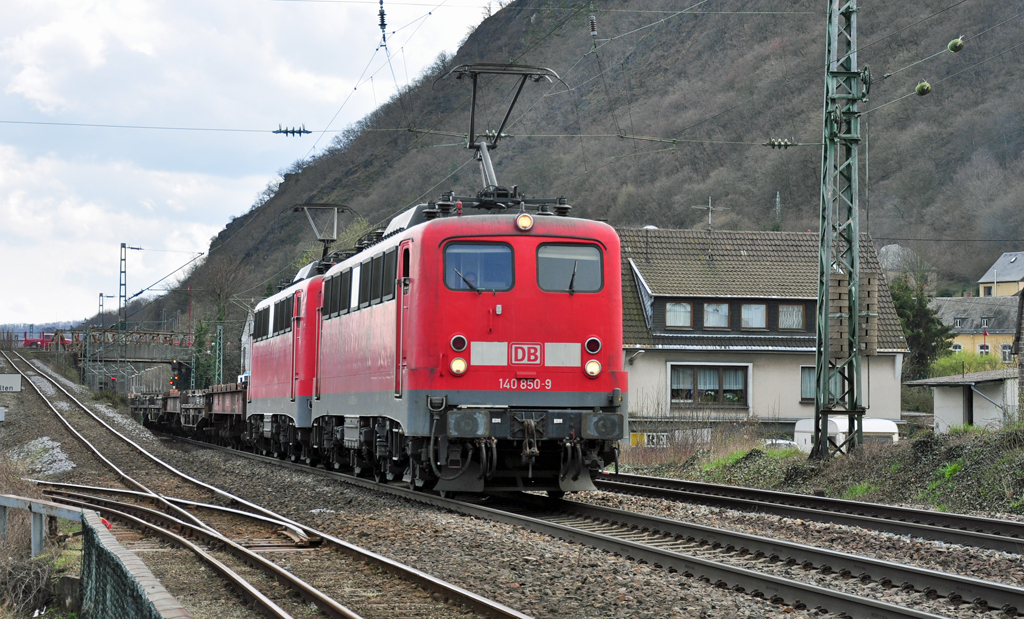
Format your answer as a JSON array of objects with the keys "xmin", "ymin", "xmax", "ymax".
[
  {"xmin": 521, "ymin": 496, "xmax": 1023, "ymax": 615},
  {"xmin": 55, "ymin": 496, "xmax": 295, "ymax": 619},
  {"xmin": 7, "ymin": 351, "xmax": 304, "ymax": 532},
  {"xmin": 596, "ymin": 473, "xmax": 1024, "ymax": 554},
  {"xmin": 12, "ymin": 355, "xmax": 531, "ymax": 619},
  {"xmin": 52, "ymin": 494, "xmax": 363, "ymax": 619},
  {"xmin": 166, "ymin": 435, "xmax": 950, "ymax": 619},
  {"xmin": 36, "ymin": 481, "xmax": 311, "ymax": 544},
  {"xmin": 1, "ymin": 351, "xmax": 217, "ymax": 534}
]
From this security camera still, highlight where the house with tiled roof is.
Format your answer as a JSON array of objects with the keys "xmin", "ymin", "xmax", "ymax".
[
  {"xmin": 617, "ymin": 228, "xmax": 908, "ymax": 440},
  {"xmin": 978, "ymin": 251, "xmax": 1024, "ymax": 297},
  {"xmin": 929, "ymin": 296, "xmax": 1018, "ymax": 362}
]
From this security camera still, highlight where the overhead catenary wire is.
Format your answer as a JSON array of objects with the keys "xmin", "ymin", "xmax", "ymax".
[{"xmin": 868, "ymin": 40, "xmax": 1024, "ymax": 115}]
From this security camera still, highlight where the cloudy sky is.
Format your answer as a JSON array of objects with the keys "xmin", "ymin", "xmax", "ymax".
[{"xmin": 0, "ymin": 0, "xmax": 489, "ymax": 327}]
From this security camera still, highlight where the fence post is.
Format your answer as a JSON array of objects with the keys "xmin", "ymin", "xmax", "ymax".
[
  {"xmin": 31, "ymin": 511, "xmax": 45, "ymax": 557},
  {"xmin": 0, "ymin": 504, "xmax": 7, "ymax": 537}
]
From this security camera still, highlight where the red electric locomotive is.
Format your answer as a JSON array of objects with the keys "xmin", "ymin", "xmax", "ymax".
[{"xmin": 302, "ymin": 201, "xmax": 627, "ymax": 494}]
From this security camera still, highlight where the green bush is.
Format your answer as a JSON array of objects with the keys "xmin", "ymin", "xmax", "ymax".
[{"xmin": 930, "ymin": 351, "xmax": 1004, "ymax": 377}]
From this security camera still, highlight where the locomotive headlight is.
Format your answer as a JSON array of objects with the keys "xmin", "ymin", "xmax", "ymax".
[
  {"xmin": 450, "ymin": 357, "xmax": 468, "ymax": 375},
  {"xmin": 515, "ymin": 213, "xmax": 534, "ymax": 231},
  {"xmin": 584, "ymin": 359, "xmax": 602, "ymax": 378}
]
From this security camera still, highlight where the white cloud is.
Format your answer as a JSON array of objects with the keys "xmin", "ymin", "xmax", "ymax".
[
  {"xmin": 0, "ymin": 0, "xmax": 489, "ymax": 324},
  {"xmin": 0, "ymin": 144, "xmax": 266, "ymax": 323}
]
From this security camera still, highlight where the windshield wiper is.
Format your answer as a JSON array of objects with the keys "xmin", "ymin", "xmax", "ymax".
[
  {"xmin": 567, "ymin": 260, "xmax": 578, "ymax": 295},
  {"xmin": 453, "ymin": 267, "xmax": 480, "ymax": 293}
]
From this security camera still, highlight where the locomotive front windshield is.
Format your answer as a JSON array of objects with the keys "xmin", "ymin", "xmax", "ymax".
[
  {"xmin": 444, "ymin": 243, "xmax": 514, "ymax": 291},
  {"xmin": 537, "ymin": 244, "xmax": 603, "ymax": 292}
]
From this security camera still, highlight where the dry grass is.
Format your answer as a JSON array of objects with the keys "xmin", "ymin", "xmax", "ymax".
[
  {"xmin": 619, "ymin": 407, "xmax": 778, "ymax": 476},
  {"xmin": 0, "ymin": 456, "xmax": 60, "ymax": 617}
]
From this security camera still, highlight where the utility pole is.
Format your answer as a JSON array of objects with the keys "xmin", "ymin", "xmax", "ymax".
[
  {"xmin": 215, "ymin": 325, "xmax": 223, "ymax": 385},
  {"xmin": 812, "ymin": 0, "xmax": 875, "ymax": 458}
]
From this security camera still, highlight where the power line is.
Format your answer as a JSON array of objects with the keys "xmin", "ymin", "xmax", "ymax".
[
  {"xmin": 874, "ymin": 236, "xmax": 1023, "ymax": 243},
  {"xmin": 276, "ymin": 0, "xmax": 812, "ymax": 14},
  {"xmin": 0, "ymin": 119, "xmax": 286, "ymax": 133}
]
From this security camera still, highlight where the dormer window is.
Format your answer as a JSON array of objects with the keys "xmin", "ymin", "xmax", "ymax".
[
  {"xmin": 981, "ymin": 316, "xmax": 990, "ymax": 328},
  {"xmin": 741, "ymin": 304, "xmax": 767, "ymax": 329},
  {"xmin": 953, "ymin": 317, "xmax": 963, "ymax": 328},
  {"xmin": 704, "ymin": 303, "xmax": 730, "ymax": 328},
  {"xmin": 666, "ymin": 302, "xmax": 692, "ymax": 328}
]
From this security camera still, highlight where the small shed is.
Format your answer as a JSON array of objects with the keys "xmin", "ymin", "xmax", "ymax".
[{"xmin": 905, "ymin": 369, "xmax": 1019, "ymax": 432}]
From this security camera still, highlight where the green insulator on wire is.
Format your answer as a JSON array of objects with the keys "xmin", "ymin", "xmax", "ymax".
[
  {"xmin": 915, "ymin": 81, "xmax": 932, "ymax": 96},
  {"xmin": 948, "ymin": 37, "xmax": 964, "ymax": 53}
]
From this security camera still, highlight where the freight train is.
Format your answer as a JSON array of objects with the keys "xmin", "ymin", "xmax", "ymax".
[{"xmin": 131, "ymin": 64, "xmax": 628, "ymax": 496}]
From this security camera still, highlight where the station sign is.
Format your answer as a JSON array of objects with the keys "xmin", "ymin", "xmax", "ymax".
[{"xmin": 0, "ymin": 374, "xmax": 22, "ymax": 392}]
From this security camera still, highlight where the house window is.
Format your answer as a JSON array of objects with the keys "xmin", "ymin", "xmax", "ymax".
[
  {"xmin": 1002, "ymin": 344, "xmax": 1014, "ymax": 363},
  {"xmin": 953, "ymin": 317, "xmax": 963, "ymax": 328},
  {"xmin": 666, "ymin": 302, "xmax": 692, "ymax": 328},
  {"xmin": 671, "ymin": 366, "xmax": 693, "ymax": 403},
  {"xmin": 979, "ymin": 343, "xmax": 990, "ymax": 356},
  {"xmin": 981, "ymin": 317, "xmax": 990, "ymax": 328},
  {"xmin": 984, "ymin": 285, "xmax": 993, "ymax": 296},
  {"xmin": 951, "ymin": 343, "xmax": 962, "ymax": 352},
  {"xmin": 800, "ymin": 366, "xmax": 844, "ymax": 402},
  {"xmin": 671, "ymin": 365, "xmax": 747, "ymax": 406},
  {"xmin": 704, "ymin": 303, "xmax": 730, "ymax": 328},
  {"xmin": 779, "ymin": 304, "xmax": 805, "ymax": 330},
  {"xmin": 741, "ymin": 304, "xmax": 767, "ymax": 329},
  {"xmin": 800, "ymin": 367, "xmax": 815, "ymax": 401}
]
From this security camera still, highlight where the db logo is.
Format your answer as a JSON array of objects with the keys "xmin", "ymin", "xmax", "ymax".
[{"xmin": 510, "ymin": 343, "xmax": 542, "ymax": 365}]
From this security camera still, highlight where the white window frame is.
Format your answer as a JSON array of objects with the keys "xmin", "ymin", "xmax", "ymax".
[
  {"xmin": 981, "ymin": 317, "xmax": 990, "ymax": 328},
  {"xmin": 978, "ymin": 343, "xmax": 990, "ymax": 356},
  {"xmin": 1001, "ymin": 344, "xmax": 1014, "ymax": 363},
  {"xmin": 953, "ymin": 317, "xmax": 963, "ymax": 328},
  {"xmin": 665, "ymin": 302, "xmax": 692, "ymax": 328},
  {"xmin": 741, "ymin": 303, "xmax": 767, "ymax": 329},
  {"xmin": 666, "ymin": 362, "xmax": 752, "ymax": 409},
  {"xmin": 951, "ymin": 343, "xmax": 963, "ymax": 352}
]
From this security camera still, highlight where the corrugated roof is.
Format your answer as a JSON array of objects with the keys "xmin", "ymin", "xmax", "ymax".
[
  {"xmin": 978, "ymin": 251, "xmax": 1024, "ymax": 283},
  {"xmin": 905, "ymin": 368, "xmax": 1017, "ymax": 387},
  {"xmin": 929, "ymin": 296, "xmax": 1019, "ymax": 334},
  {"xmin": 617, "ymin": 228, "xmax": 908, "ymax": 352}
]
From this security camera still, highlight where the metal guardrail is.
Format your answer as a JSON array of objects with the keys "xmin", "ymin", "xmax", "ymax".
[{"xmin": 0, "ymin": 494, "xmax": 84, "ymax": 557}]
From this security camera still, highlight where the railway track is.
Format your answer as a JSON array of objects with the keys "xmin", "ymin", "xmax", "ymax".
[
  {"xmin": 161, "ymin": 433, "xmax": 1022, "ymax": 618},
  {"xmin": 595, "ymin": 472, "xmax": 1024, "ymax": 553},
  {"xmin": 5, "ymin": 351, "xmax": 530, "ymax": 619}
]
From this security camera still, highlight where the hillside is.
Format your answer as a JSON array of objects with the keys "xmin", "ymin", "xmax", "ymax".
[{"xmin": 125, "ymin": 0, "xmax": 1024, "ymax": 354}]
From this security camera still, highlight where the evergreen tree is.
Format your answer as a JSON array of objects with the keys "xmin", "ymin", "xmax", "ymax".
[{"xmin": 889, "ymin": 275, "xmax": 953, "ymax": 379}]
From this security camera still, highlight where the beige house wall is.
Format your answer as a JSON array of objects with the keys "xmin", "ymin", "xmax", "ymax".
[
  {"xmin": 978, "ymin": 281, "xmax": 1024, "ymax": 297},
  {"xmin": 951, "ymin": 333, "xmax": 1015, "ymax": 358},
  {"xmin": 625, "ymin": 350, "xmax": 902, "ymax": 426}
]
